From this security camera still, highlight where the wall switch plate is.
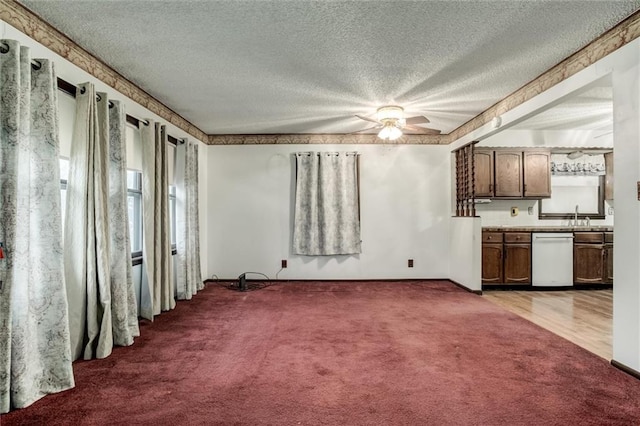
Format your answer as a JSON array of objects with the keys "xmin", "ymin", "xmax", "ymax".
[
  {"xmin": 281, "ymin": 259, "xmax": 287, "ymax": 268},
  {"xmin": 528, "ymin": 206, "xmax": 534, "ymax": 215},
  {"xmin": 408, "ymin": 259, "xmax": 414, "ymax": 268},
  {"xmin": 511, "ymin": 207, "xmax": 519, "ymax": 217}
]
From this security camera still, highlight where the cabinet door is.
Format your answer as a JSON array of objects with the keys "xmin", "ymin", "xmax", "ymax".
[
  {"xmin": 504, "ymin": 243, "xmax": 531, "ymax": 284},
  {"xmin": 494, "ymin": 151, "xmax": 523, "ymax": 197},
  {"xmin": 474, "ymin": 150, "xmax": 494, "ymax": 197},
  {"xmin": 574, "ymin": 243, "xmax": 604, "ymax": 284},
  {"xmin": 482, "ymin": 243, "xmax": 503, "ymax": 284},
  {"xmin": 604, "ymin": 243, "xmax": 613, "ymax": 284},
  {"xmin": 523, "ymin": 151, "xmax": 551, "ymax": 197}
]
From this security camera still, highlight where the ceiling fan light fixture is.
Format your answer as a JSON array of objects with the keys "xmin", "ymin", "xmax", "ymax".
[
  {"xmin": 378, "ymin": 122, "xmax": 403, "ymax": 140},
  {"xmin": 377, "ymin": 105, "xmax": 404, "ymax": 123}
]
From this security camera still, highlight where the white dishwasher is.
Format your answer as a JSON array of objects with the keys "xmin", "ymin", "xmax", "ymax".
[{"xmin": 532, "ymin": 233, "xmax": 574, "ymax": 287}]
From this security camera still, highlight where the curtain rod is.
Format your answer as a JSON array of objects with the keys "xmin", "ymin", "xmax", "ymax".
[
  {"xmin": 0, "ymin": 42, "xmax": 185, "ymax": 145},
  {"xmin": 56, "ymin": 77, "xmax": 183, "ymax": 146}
]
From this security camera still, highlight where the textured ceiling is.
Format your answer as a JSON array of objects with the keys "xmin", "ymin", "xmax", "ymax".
[
  {"xmin": 19, "ymin": 0, "xmax": 640, "ymax": 135},
  {"xmin": 513, "ymin": 85, "xmax": 613, "ymax": 131}
]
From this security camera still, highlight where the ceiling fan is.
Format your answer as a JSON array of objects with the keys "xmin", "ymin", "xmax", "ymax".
[{"xmin": 355, "ymin": 105, "xmax": 441, "ymax": 140}]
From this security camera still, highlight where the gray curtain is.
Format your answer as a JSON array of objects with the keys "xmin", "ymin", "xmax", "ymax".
[
  {"xmin": 64, "ymin": 83, "xmax": 113, "ymax": 361},
  {"xmin": 0, "ymin": 40, "xmax": 74, "ymax": 413},
  {"xmin": 108, "ymin": 100, "xmax": 139, "ymax": 346},
  {"xmin": 140, "ymin": 121, "xmax": 174, "ymax": 319},
  {"xmin": 293, "ymin": 152, "xmax": 361, "ymax": 255},
  {"xmin": 175, "ymin": 139, "xmax": 203, "ymax": 300}
]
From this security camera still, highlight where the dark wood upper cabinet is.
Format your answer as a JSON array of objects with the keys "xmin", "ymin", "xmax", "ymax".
[
  {"xmin": 474, "ymin": 149, "xmax": 494, "ymax": 197},
  {"xmin": 474, "ymin": 148, "xmax": 551, "ymax": 199},
  {"xmin": 523, "ymin": 151, "xmax": 551, "ymax": 197},
  {"xmin": 494, "ymin": 151, "xmax": 523, "ymax": 197}
]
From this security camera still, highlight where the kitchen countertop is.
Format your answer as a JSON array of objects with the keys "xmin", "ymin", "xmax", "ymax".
[{"xmin": 483, "ymin": 226, "xmax": 613, "ymax": 232}]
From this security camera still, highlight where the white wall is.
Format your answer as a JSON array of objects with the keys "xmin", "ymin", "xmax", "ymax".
[
  {"xmin": 205, "ymin": 144, "xmax": 452, "ymax": 280},
  {"xmin": 449, "ymin": 217, "xmax": 482, "ymax": 292},
  {"xmin": 611, "ymin": 41, "xmax": 640, "ymax": 371}
]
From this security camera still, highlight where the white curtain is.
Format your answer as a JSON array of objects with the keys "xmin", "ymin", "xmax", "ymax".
[
  {"xmin": 293, "ymin": 152, "xmax": 361, "ymax": 256},
  {"xmin": 140, "ymin": 121, "xmax": 174, "ymax": 319},
  {"xmin": 0, "ymin": 40, "xmax": 74, "ymax": 413},
  {"xmin": 108, "ymin": 100, "xmax": 139, "ymax": 346},
  {"xmin": 175, "ymin": 139, "xmax": 203, "ymax": 300},
  {"xmin": 64, "ymin": 83, "xmax": 113, "ymax": 360}
]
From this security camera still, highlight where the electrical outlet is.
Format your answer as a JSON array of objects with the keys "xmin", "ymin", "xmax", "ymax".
[
  {"xmin": 528, "ymin": 206, "xmax": 534, "ymax": 215},
  {"xmin": 608, "ymin": 207, "xmax": 614, "ymax": 215},
  {"xmin": 408, "ymin": 259, "xmax": 414, "ymax": 268},
  {"xmin": 281, "ymin": 259, "xmax": 287, "ymax": 268},
  {"xmin": 511, "ymin": 207, "xmax": 519, "ymax": 217}
]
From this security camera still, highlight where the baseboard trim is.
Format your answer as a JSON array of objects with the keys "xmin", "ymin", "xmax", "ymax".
[
  {"xmin": 204, "ymin": 277, "xmax": 483, "ymax": 295},
  {"xmin": 611, "ymin": 359, "xmax": 640, "ymax": 381},
  {"xmin": 205, "ymin": 277, "xmax": 459, "ymax": 284},
  {"xmin": 482, "ymin": 284, "xmax": 613, "ymax": 291},
  {"xmin": 448, "ymin": 279, "xmax": 483, "ymax": 295}
]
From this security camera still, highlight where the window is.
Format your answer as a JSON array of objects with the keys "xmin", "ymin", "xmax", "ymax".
[
  {"xmin": 59, "ymin": 158, "xmax": 69, "ymax": 223},
  {"xmin": 127, "ymin": 170, "xmax": 143, "ymax": 257},
  {"xmin": 169, "ymin": 185, "xmax": 177, "ymax": 250}
]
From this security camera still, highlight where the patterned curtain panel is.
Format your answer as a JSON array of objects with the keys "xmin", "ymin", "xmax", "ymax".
[
  {"xmin": 64, "ymin": 83, "xmax": 113, "ymax": 361},
  {"xmin": 140, "ymin": 122, "xmax": 175, "ymax": 320},
  {"xmin": 175, "ymin": 139, "xmax": 203, "ymax": 300},
  {"xmin": 108, "ymin": 101, "xmax": 140, "ymax": 346},
  {"xmin": 0, "ymin": 40, "xmax": 74, "ymax": 413},
  {"xmin": 293, "ymin": 152, "xmax": 361, "ymax": 256}
]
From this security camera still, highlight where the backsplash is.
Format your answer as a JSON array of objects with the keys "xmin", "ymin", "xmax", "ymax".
[{"xmin": 476, "ymin": 199, "xmax": 614, "ymax": 227}]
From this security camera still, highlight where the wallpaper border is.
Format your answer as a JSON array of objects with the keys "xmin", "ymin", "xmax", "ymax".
[{"xmin": 208, "ymin": 134, "xmax": 447, "ymax": 145}]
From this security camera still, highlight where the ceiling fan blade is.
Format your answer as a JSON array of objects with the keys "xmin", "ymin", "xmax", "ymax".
[
  {"xmin": 350, "ymin": 125, "xmax": 382, "ymax": 134},
  {"xmin": 404, "ymin": 124, "xmax": 441, "ymax": 135},
  {"xmin": 405, "ymin": 115, "xmax": 430, "ymax": 125},
  {"xmin": 355, "ymin": 114, "xmax": 381, "ymax": 124}
]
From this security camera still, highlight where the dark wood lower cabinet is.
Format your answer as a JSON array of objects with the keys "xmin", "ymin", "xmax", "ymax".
[
  {"xmin": 482, "ymin": 231, "xmax": 531, "ymax": 285},
  {"xmin": 573, "ymin": 232, "xmax": 612, "ymax": 285},
  {"xmin": 482, "ymin": 230, "xmax": 613, "ymax": 287},
  {"xmin": 482, "ymin": 243, "xmax": 503, "ymax": 284},
  {"xmin": 504, "ymin": 244, "xmax": 531, "ymax": 283},
  {"xmin": 574, "ymin": 243, "xmax": 605, "ymax": 284},
  {"xmin": 604, "ymin": 242, "xmax": 614, "ymax": 284}
]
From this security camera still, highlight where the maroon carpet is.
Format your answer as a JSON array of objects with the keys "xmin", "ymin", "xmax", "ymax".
[{"xmin": 4, "ymin": 281, "xmax": 640, "ymax": 425}]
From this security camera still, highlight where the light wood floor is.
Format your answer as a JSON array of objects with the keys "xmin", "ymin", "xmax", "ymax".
[{"xmin": 483, "ymin": 289, "xmax": 612, "ymax": 360}]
